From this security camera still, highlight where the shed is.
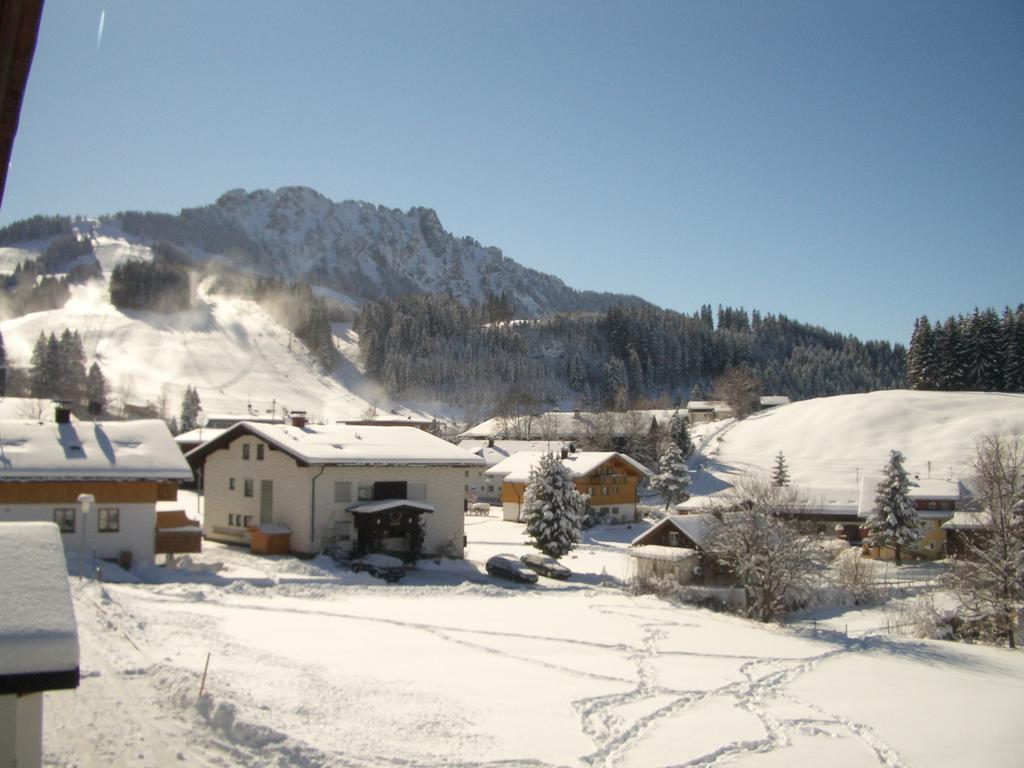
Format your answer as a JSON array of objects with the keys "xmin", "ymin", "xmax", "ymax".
[
  {"xmin": 154, "ymin": 509, "xmax": 203, "ymax": 557},
  {"xmin": 0, "ymin": 522, "xmax": 80, "ymax": 767},
  {"xmin": 249, "ymin": 523, "xmax": 291, "ymax": 555}
]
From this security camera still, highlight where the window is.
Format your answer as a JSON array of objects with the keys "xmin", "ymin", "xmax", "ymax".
[
  {"xmin": 667, "ymin": 531, "xmax": 680, "ymax": 547},
  {"xmin": 928, "ymin": 500, "xmax": 937, "ymax": 510},
  {"xmin": 53, "ymin": 508, "xmax": 75, "ymax": 533},
  {"xmin": 611, "ymin": 507, "xmax": 620, "ymax": 518},
  {"xmin": 358, "ymin": 483, "xmax": 373, "ymax": 501},
  {"xmin": 464, "ymin": 470, "xmax": 469, "ymax": 477},
  {"xmin": 242, "ymin": 444, "xmax": 251, "ymax": 460},
  {"xmin": 243, "ymin": 515, "xmax": 253, "ymax": 527},
  {"xmin": 228, "ymin": 514, "xmax": 236, "ymax": 526},
  {"xmin": 244, "ymin": 479, "xmax": 254, "ymax": 497},
  {"xmin": 408, "ymin": 482, "xmax": 427, "ymax": 501},
  {"xmin": 256, "ymin": 444, "xmax": 265, "ymax": 460},
  {"xmin": 98, "ymin": 508, "xmax": 120, "ymax": 533},
  {"xmin": 334, "ymin": 482, "xmax": 352, "ymax": 502},
  {"xmin": 229, "ymin": 477, "xmax": 236, "ymax": 490}
]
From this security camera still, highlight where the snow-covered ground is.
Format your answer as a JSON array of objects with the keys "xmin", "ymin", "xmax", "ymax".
[
  {"xmin": 43, "ymin": 505, "xmax": 1023, "ymax": 767},
  {"xmin": 688, "ymin": 390, "xmax": 1024, "ymax": 510}
]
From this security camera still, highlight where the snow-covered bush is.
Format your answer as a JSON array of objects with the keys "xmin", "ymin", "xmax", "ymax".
[{"xmin": 834, "ymin": 547, "xmax": 880, "ymax": 606}]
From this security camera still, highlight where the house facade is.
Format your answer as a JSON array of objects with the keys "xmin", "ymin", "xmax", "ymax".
[
  {"xmin": 0, "ymin": 408, "xmax": 193, "ymax": 568},
  {"xmin": 187, "ymin": 417, "xmax": 483, "ymax": 558},
  {"xmin": 487, "ymin": 450, "xmax": 652, "ymax": 523},
  {"xmin": 857, "ymin": 476, "xmax": 964, "ymax": 560}
]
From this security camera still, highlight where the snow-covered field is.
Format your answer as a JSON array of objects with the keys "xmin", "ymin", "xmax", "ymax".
[
  {"xmin": 44, "ymin": 508, "xmax": 1023, "ymax": 767},
  {"xmin": 689, "ymin": 390, "xmax": 1024, "ymax": 509}
]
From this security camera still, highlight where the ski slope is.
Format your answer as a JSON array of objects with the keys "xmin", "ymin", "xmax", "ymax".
[{"xmin": 0, "ymin": 236, "xmax": 429, "ymax": 422}]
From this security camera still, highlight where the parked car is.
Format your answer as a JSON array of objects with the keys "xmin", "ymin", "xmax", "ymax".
[
  {"xmin": 520, "ymin": 553, "xmax": 571, "ymax": 580},
  {"xmin": 351, "ymin": 553, "xmax": 406, "ymax": 583},
  {"xmin": 485, "ymin": 554, "xmax": 538, "ymax": 584}
]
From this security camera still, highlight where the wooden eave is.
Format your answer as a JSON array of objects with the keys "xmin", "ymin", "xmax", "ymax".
[{"xmin": 0, "ymin": 0, "xmax": 45, "ymax": 208}]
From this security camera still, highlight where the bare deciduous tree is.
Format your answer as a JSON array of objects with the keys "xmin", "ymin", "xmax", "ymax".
[
  {"xmin": 706, "ymin": 475, "xmax": 821, "ymax": 622},
  {"xmin": 713, "ymin": 365, "xmax": 760, "ymax": 420},
  {"xmin": 944, "ymin": 430, "xmax": 1024, "ymax": 647}
]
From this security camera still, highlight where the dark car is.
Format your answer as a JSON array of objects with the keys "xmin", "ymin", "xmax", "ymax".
[
  {"xmin": 519, "ymin": 553, "xmax": 571, "ymax": 580},
  {"xmin": 351, "ymin": 553, "xmax": 406, "ymax": 583},
  {"xmin": 485, "ymin": 554, "xmax": 538, "ymax": 584}
]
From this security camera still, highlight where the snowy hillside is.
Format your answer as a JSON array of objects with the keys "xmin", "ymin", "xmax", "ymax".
[
  {"xmin": 692, "ymin": 390, "xmax": 1024, "ymax": 509},
  {"xmin": 0, "ymin": 237, "xmax": 432, "ymax": 421}
]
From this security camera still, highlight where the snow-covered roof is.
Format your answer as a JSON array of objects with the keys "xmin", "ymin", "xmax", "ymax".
[
  {"xmin": 628, "ymin": 544, "xmax": 700, "ymax": 562},
  {"xmin": 187, "ymin": 422, "xmax": 484, "ymax": 467},
  {"xmin": 942, "ymin": 510, "xmax": 992, "ymax": 530},
  {"xmin": 0, "ymin": 523, "xmax": 80, "ymax": 686},
  {"xmin": 0, "ymin": 418, "xmax": 193, "ymax": 481},
  {"xmin": 347, "ymin": 500, "xmax": 435, "ymax": 514},
  {"xmin": 686, "ymin": 401, "xmax": 732, "ymax": 413},
  {"xmin": 759, "ymin": 396, "xmax": 791, "ymax": 407},
  {"xmin": 459, "ymin": 409, "xmax": 681, "ymax": 440},
  {"xmin": 174, "ymin": 426, "xmax": 228, "ymax": 446},
  {"xmin": 631, "ymin": 514, "xmax": 715, "ymax": 549},
  {"xmin": 458, "ymin": 439, "xmax": 568, "ymax": 467},
  {"xmin": 486, "ymin": 451, "xmax": 652, "ymax": 484},
  {"xmin": 856, "ymin": 476, "xmax": 963, "ymax": 518}
]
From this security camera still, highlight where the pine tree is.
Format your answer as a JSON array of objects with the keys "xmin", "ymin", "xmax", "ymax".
[
  {"xmin": 865, "ymin": 450, "xmax": 921, "ymax": 565},
  {"xmin": 771, "ymin": 450, "xmax": 790, "ymax": 487},
  {"xmin": 521, "ymin": 452, "xmax": 587, "ymax": 558},
  {"xmin": 86, "ymin": 362, "xmax": 108, "ymax": 416},
  {"xmin": 669, "ymin": 410, "xmax": 693, "ymax": 458},
  {"xmin": 180, "ymin": 385, "xmax": 202, "ymax": 433},
  {"xmin": 650, "ymin": 441, "xmax": 690, "ymax": 509},
  {"xmin": 907, "ymin": 316, "xmax": 937, "ymax": 389},
  {"xmin": 28, "ymin": 332, "xmax": 49, "ymax": 398},
  {"xmin": 57, "ymin": 329, "xmax": 87, "ymax": 405}
]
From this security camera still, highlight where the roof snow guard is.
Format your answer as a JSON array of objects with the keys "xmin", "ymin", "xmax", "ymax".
[{"xmin": 0, "ymin": 523, "xmax": 80, "ymax": 695}]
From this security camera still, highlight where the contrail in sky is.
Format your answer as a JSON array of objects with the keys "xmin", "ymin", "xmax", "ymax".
[{"xmin": 97, "ymin": 10, "xmax": 106, "ymax": 50}]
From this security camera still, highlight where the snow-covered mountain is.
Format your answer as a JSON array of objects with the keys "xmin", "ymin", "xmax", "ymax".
[{"xmin": 101, "ymin": 186, "xmax": 649, "ymax": 316}]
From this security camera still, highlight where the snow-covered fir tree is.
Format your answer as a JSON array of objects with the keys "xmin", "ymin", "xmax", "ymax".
[
  {"xmin": 669, "ymin": 409, "xmax": 693, "ymax": 458},
  {"xmin": 771, "ymin": 450, "xmax": 790, "ymax": 487},
  {"xmin": 521, "ymin": 452, "xmax": 587, "ymax": 559},
  {"xmin": 85, "ymin": 362, "xmax": 107, "ymax": 416},
  {"xmin": 650, "ymin": 441, "xmax": 690, "ymax": 510},
  {"xmin": 179, "ymin": 385, "xmax": 202, "ymax": 433},
  {"xmin": 865, "ymin": 450, "xmax": 920, "ymax": 565}
]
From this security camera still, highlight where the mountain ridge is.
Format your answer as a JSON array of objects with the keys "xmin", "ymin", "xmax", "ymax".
[{"xmin": 99, "ymin": 185, "xmax": 653, "ymax": 317}]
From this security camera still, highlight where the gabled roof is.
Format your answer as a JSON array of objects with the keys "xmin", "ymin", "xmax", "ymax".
[
  {"xmin": 186, "ymin": 422, "xmax": 484, "ymax": 467},
  {"xmin": 631, "ymin": 514, "xmax": 715, "ymax": 550},
  {"xmin": 459, "ymin": 409, "xmax": 681, "ymax": 440},
  {"xmin": 0, "ymin": 419, "xmax": 193, "ymax": 481},
  {"xmin": 458, "ymin": 439, "xmax": 567, "ymax": 467},
  {"xmin": 486, "ymin": 451, "xmax": 652, "ymax": 484},
  {"xmin": 0, "ymin": 522, "xmax": 79, "ymax": 694}
]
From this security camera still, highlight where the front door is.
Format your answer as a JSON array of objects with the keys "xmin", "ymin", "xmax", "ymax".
[{"xmin": 260, "ymin": 480, "xmax": 273, "ymax": 524}]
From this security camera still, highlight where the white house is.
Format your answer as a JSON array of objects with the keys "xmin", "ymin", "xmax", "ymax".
[
  {"xmin": 186, "ymin": 415, "xmax": 484, "ymax": 558},
  {"xmin": 457, "ymin": 438, "xmax": 564, "ymax": 503},
  {"xmin": 0, "ymin": 522, "xmax": 79, "ymax": 768},
  {"xmin": 0, "ymin": 405, "xmax": 194, "ymax": 568}
]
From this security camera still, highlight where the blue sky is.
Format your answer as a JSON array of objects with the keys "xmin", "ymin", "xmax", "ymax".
[{"xmin": 3, "ymin": 1, "xmax": 1022, "ymax": 343}]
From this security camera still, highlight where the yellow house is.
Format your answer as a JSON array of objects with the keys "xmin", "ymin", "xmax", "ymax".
[
  {"xmin": 486, "ymin": 449, "xmax": 652, "ymax": 523},
  {"xmin": 857, "ymin": 476, "xmax": 963, "ymax": 560}
]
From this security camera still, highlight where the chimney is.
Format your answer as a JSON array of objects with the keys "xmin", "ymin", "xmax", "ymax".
[
  {"xmin": 290, "ymin": 410, "xmax": 308, "ymax": 428},
  {"xmin": 54, "ymin": 400, "xmax": 73, "ymax": 424},
  {"xmin": 560, "ymin": 447, "xmax": 569, "ymax": 460},
  {"xmin": 487, "ymin": 437, "xmax": 495, "ymax": 448},
  {"xmin": 573, "ymin": 410, "xmax": 581, "ymax": 419}
]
